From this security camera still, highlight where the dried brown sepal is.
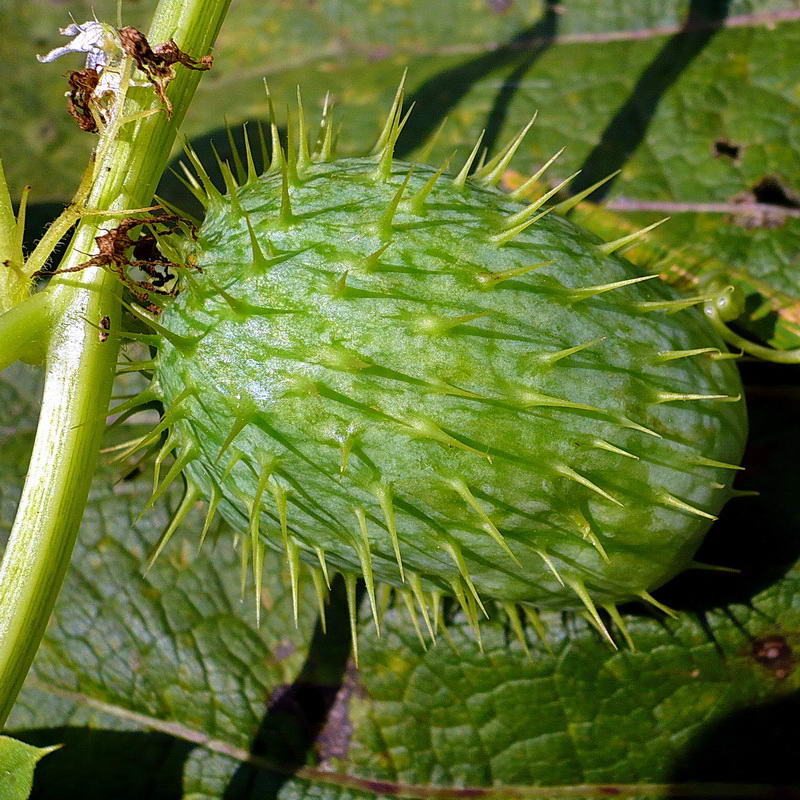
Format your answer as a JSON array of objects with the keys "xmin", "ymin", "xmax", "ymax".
[
  {"xmin": 67, "ymin": 67, "xmax": 101, "ymax": 132},
  {"xmin": 36, "ymin": 214, "xmax": 197, "ymax": 305},
  {"xmin": 118, "ymin": 26, "xmax": 213, "ymax": 116}
]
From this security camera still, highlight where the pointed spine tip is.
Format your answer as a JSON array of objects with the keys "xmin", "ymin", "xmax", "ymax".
[
  {"xmin": 409, "ymin": 573, "xmax": 436, "ymax": 643},
  {"xmin": 473, "ymin": 113, "xmax": 537, "ymax": 188},
  {"xmin": 536, "ymin": 549, "xmax": 564, "ymax": 586},
  {"xmin": 354, "ymin": 508, "xmax": 380, "ymax": 635},
  {"xmin": 501, "ymin": 601, "xmax": 530, "ymax": 659},
  {"xmin": 344, "ymin": 572, "xmax": 360, "ymax": 667},
  {"xmin": 476, "ymin": 260, "xmax": 553, "ymax": 289},
  {"xmin": 314, "ymin": 92, "xmax": 337, "ymax": 162},
  {"xmin": 243, "ymin": 211, "xmax": 271, "ymax": 271},
  {"xmin": 638, "ymin": 590, "xmax": 678, "ymax": 618},
  {"xmin": 490, "ymin": 172, "xmax": 579, "ymax": 246},
  {"xmin": 509, "ymin": 146, "xmax": 566, "ymax": 201},
  {"xmin": 521, "ymin": 606, "xmax": 552, "ymax": 654},
  {"xmin": 445, "ymin": 541, "xmax": 488, "ymax": 619},
  {"xmin": 566, "ymin": 578, "xmax": 616, "ymax": 649},
  {"xmin": 448, "ymin": 478, "xmax": 520, "ymax": 566},
  {"xmin": 652, "ymin": 391, "xmax": 740, "ymax": 405},
  {"xmin": 452, "ymin": 130, "xmax": 485, "ymax": 189},
  {"xmin": 144, "ymin": 481, "xmax": 200, "ymax": 574},
  {"xmin": 376, "ymin": 483, "xmax": 404, "ymax": 582},
  {"xmin": 566, "ymin": 274, "xmax": 658, "ymax": 303},
  {"xmin": 295, "ymin": 85, "xmax": 312, "ymax": 174},
  {"xmin": 657, "ymin": 491, "xmax": 717, "ymax": 521},
  {"xmin": 409, "ymin": 157, "xmax": 451, "ymax": 215},
  {"xmin": 400, "ymin": 590, "xmax": 428, "ymax": 650},
  {"xmin": 599, "ymin": 218, "xmax": 669, "ymax": 256},
  {"xmin": 378, "ymin": 167, "xmax": 415, "ymax": 239},
  {"xmin": 373, "ymin": 74, "xmax": 412, "ymax": 181},
  {"xmin": 602, "ymin": 603, "xmax": 635, "ymax": 650},
  {"xmin": 550, "ymin": 170, "xmax": 621, "ymax": 215},
  {"xmin": 555, "ymin": 464, "xmax": 623, "ymax": 507}
]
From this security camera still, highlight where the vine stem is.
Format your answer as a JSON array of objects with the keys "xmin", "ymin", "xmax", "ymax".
[
  {"xmin": 704, "ymin": 302, "xmax": 800, "ymax": 364},
  {"xmin": 0, "ymin": 0, "xmax": 231, "ymax": 726}
]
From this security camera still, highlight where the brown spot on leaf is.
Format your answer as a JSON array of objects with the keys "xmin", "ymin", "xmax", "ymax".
[
  {"xmin": 752, "ymin": 635, "xmax": 795, "ymax": 680},
  {"xmin": 119, "ymin": 27, "xmax": 212, "ymax": 116},
  {"xmin": 98, "ymin": 315, "xmax": 111, "ymax": 342}
]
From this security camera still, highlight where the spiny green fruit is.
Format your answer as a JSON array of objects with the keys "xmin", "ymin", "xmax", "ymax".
[{"xmin": 122, "ymin": 88, "xmax": 746, "ymax": 648}]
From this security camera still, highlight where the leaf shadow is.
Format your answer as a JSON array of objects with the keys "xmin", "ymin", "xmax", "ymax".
[
  {"xmin": 740, "ymin": 291, "xmax": 780, "ymax": 346},
  {"xmin": 396, "ymin": 1, "xmax": 560, "ymax": 160},
  {"xmin": 222, "ymin": 576, "xmax": 356, "ymax": 799},
  {"xmin": 14, "ymin": 728, "xmax": 192, "ymax": 800},
  {"xmin": 571, "ymin": 0, "xmax": 732, "ymax": 202},
  {"xmin": 667, "ymin": 693, "xmax": 800, "ymax": 797}
]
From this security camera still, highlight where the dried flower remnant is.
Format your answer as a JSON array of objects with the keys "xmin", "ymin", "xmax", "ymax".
[
  {"xmin": 38, "ymin": 20, "xmax": 127, "ymax": 129},
  {"xmin": 66, "ymin": 68, "xmax": 102, "ymax": 132},
  {"xmin": 39, "ymin": 21, "xmax": 128, "ymax": 117},
  {"xmin": 38, "ymin": 20, "xmax": 213, "ymax": 128},
  {"xmin": 36, "ymin": 215, "xmax": 193, "ymax": 304},
  {"xmin": 118, "ymin": 27, "xmax": 213, "ymax": 116}
]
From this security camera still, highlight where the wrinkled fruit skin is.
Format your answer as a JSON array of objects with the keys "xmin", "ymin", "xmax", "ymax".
[{"xmin": 154, "ymin": 157, "xmax": 747, "ymax": 611}]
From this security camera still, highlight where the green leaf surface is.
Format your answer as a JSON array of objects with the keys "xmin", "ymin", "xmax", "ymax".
[
  {"xmin": 4, "ymin": 1, "xmax": 800, "ymax": 348},
  {"xmin": 0, "ymin": 735, "xmax": 56, "ymax": 800},
  {"xmin": 5, "ymin": 471, "xmax": 328, "ymax": 795},
  {"xmin": 1, "ymin": 360, "xmax": 799, "ymax": 798},
  {"xmin": 0, "ymin": 366, "xmax": 325, "ymax": 797},
  {"xmin": 3, "ymin": 2, "xmax": 800, "ymax": 798}
]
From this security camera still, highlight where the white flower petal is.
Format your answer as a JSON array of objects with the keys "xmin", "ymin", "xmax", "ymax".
[{"xmin": 36, "ymin": 20, "xmax": 119, "ymax": 70}]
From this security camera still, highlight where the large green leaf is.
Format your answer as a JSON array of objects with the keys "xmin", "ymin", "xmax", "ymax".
[
  {"xmin": 2, "ymin": 359, "xmax": 799, "ymax": 798},
  {"xmin": 0, "ymin": 736, "xmax": 56, "ymax": 800},
  {"xmin": 3, "ymin": 2, "xmax": 800, "ymax": 798},
  {"xmin": 0, "ymin": 366, "xmax": 328, "ymax": 797},
  {"xmin": 4, "ymin": 1, "xmax": 800, "ymax": 346}
]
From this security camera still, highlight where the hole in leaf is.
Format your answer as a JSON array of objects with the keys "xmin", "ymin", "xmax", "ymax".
[
  {"xmin": 712, "ymin": 138, "xmax": 741, "ymax": 160},
  {"xmin": 728, "ymin": 175, "xmax": 800, "ymax": 228},
  {"xmin": 750, "ymin": 175, "xmax": 800, "ymax": 209}
]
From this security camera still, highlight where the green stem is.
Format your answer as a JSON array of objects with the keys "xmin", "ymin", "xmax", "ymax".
[
  {"xmin": 0, "ymin": 0, "xmax": 231, "ymax": 726},
  {"xmin": 704, "ymin": 302, "xmax": 800, "ymax": 364}
]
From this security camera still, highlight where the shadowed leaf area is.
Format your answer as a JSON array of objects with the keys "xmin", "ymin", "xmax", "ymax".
[
  {"xmin": 5, "ymin": 0, "xmax": 800, "ymax": 350},
  {"xmin": 2, "ymin": 0, "xmax": 800, "ymax": 797}
]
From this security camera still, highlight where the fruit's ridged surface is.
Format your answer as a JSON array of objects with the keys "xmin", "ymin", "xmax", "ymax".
[{"xmin": 154, "ymin": 156, "xmax": 746, "ymax": 611}]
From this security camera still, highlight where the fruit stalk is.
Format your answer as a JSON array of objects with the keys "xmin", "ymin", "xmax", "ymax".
[{"xmin": 0, "ymin": 0, "xmax": 231, "ymax": 726}]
